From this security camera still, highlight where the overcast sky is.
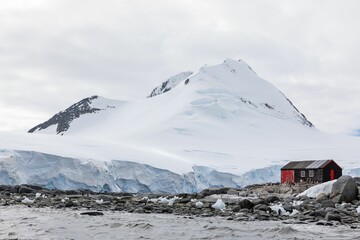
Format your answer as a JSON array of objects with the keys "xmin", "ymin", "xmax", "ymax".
[{"xmin": 1, "ymin": 0, "xmax": 360, "ymax": 135}]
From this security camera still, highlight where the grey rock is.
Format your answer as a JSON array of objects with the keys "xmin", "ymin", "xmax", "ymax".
[
  {"xmin": 232, "ymin": 206, "xmax": 241, "ymax": 212},
  {"xmin": 316, "ymin": 221, "xmax": 333, "ymax": 226},
  {"xmin": 283, "ymin": 204, "xmax": 293, "ymax": 212},
  {"xmin": 239, "ymin": 208, "xmax": 250, "ymax": 213},
  {"xmin": 321, "ymin": 200, "xmax": 335, "ymax": 209},
  {"xmin": 227, "ymin": 189, "xmax": 240, "ymax": 195},
  {"xmin": 65, "ymin": 200, "xmax": 74, "ymax": 208},
  {"xmin": 325, "ymin": 212, "xmax": 342, "ymax": 222},
  {"xmin": 18, "ymin": 186, "xmax": 34, "ymax": 194},
  {"xmin": 330, "ymin": 176, "xmax": 358, "ymax": 203},
  {"xmin": 200, "ymin": 188, "xmax": 230, "ymax": 197},
  {"xmin": 254, "ymin": 204, "xmax": 270, "ymax": 212},
  {"xmin": 239, "ymin": 199, "xmax": 254, "ymax": 210},
  {"xmin": 265, "ymin": 196, "xmax": 280, "ymax": 203},
  {"xmin": 311, "ymin": 210, "xmax": 328, "ymax": 218},
  {"xmin": 80, "ymin": 211, "xmax": 104, "ymax": 216},
  {"xmin": 316, "ymin": 193, "xmax": 329, "ymax": 203},
  {"xmin": 252, "ymin": 198, "xmax": 266, "ymax": 206}
]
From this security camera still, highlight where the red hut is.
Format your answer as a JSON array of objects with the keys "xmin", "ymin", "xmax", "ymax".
[{"xmin": 281, "ymin": 160, "xmax": 342, "ymax": 184}]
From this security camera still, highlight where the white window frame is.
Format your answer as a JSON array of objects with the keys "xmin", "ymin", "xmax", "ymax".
[
  {"xmin": 309, "ymin": 170, "xmax": 314, "ymax": 177},
  {"xmin": 301, "ymin": 170, "xmax": 305, "ymax": 177}
]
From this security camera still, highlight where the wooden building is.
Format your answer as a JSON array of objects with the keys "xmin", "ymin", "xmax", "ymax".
[{"xmin": 281, "ymin": 160, "xmax": 342, "ymax": 184}]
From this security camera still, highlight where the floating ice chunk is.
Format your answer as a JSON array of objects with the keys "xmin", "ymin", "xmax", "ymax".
[
  {"xmin": 21, "ymin": 197, "xmax": 34, "ymax": 204},
  {"xmin": 212, "ymin": 199, "xmax": 225, "ymax": 211},
  {"xmin": 158, "ymin": 197, "xmax": 169, "ymax": 204},
  {"xmin": 158, "ymin": 196, "xmax": 179, "ymax": 206},
  {"xmin": 149, "ymin": 198, "xmax": 158, "ymax": 204},
  {"xmin": 195, "ymin": 201, "xmax": 204, "ymax": 208},
  {"xmin": 35, "ymin": 193, "xmax": 42, "ymax": 199},
  {"xmin": 95, "ymin": 199, "xmax": 104, "ymax": 204},
  {"xmin": 167, "ymin": 196, "xmax": 179, "ymax": 206},
  {"xmin": 357, "ymin": 206, "xmax": 360, "ymax": 214}
]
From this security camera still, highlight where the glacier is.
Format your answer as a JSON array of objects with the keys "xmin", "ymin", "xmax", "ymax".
[{"xmin": 0, "ymin": 150, "xmax": 281, "ymax": 193}]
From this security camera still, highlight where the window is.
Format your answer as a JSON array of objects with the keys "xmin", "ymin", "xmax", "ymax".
[
  {"xmin": 301, "ymin": 171, "xmax": 305, "ymax": 177},
  {"xmin": 309, "ymin": 170, "xmax": 314, "ymax": 177}
]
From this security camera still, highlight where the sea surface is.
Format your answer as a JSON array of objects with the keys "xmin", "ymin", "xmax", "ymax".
[{"xmin": 0, "ymin": 206, "xmax": 359, "ymax": 239}]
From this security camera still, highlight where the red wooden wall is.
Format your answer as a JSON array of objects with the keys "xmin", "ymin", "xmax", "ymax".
[{"xmin": 281, "ymin": 170, "xmax": 295, "ymax": 183}]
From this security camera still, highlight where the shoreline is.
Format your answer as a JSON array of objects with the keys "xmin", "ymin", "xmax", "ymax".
[{"xmin": 1, "ymin": 183, "xmax": 360, "ymax": 228}]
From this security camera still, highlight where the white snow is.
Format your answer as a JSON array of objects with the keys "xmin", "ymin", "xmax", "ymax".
[
  {"xmin": 35, "ymin": 193, "xmax": 42, "ymax": 199},
  {"xmin": 1, "ymin": 59, "xmax": 360, "ymax": 192},
  {"xmin": 297, "ymin": 180, "xmax": 336, "ymax": 198},
  {"xmin": 212, "ymin": 199, "xmax": 225, "ymax": 211},
  {"xmin": 270, "ymin": 204, "xmax": 289, "ymax": 215},
  {"xmin": 292, "ymin": 200, "xmax": 303, "ymax": 206},
  {"xmin": 21, "ymin": 197, "xmax": 34, "ymax": 204},
  {"xmin": 357, "ymin": 206, "xmax": 360, "ymax": 214},
  {"xmin": 95, "ymin": 199, "xmax": 104, "ymax": 204}
]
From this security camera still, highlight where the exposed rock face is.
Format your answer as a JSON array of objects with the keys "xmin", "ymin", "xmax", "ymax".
[
  {"xmin": 28, "ymin": 96, "xmax": 101, "ymax": 135},
  {"xmin": 148, "ymin": 71, "xmax": 193, "ymax": 98},
  {"xmin": 330, "ymin": 176, "xmax": 358, "ymax": 203}
]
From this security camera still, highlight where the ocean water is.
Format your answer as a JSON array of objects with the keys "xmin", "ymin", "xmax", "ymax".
[{"xmin": 0, "ymin": 206, "xmax": 359, "ymax": 239}]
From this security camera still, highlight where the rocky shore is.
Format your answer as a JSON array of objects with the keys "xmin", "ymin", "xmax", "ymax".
[{"xmin": 1, "ymin": 176, "xmax": 360, "ymax": 228}]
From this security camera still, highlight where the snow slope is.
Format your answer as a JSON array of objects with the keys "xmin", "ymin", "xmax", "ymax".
[{"xmin": 1, "ymin": 58, "xmax": 360, "ymax": 193}]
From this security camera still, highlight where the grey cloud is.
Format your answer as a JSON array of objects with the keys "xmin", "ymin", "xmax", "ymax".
[{"xmin": 1, "ymin": 0, "xmax": 360, "ymax": 134}]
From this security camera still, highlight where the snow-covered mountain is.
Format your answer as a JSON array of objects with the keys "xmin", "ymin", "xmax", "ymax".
[{"xmin": 1, "ymin": 58, "xmax": 360, "ymax": 193}]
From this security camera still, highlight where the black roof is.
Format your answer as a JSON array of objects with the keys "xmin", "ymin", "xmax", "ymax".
[{"xmin": 281, "ymin": 160, "xmax": 338, "ymax": 170}]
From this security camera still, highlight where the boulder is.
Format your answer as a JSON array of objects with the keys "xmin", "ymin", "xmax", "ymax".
[
  {"xmin": 330, "ymin": 176, "xmax": 358, "ymax": 203},
  {"xmin": 239, "ymin": 199, "xmax": 254, "ymax": 210}
]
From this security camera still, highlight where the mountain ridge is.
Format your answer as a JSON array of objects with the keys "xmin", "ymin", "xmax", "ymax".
[{"xmin": 28, "ymin": 58, "xmax": 313, "ymax": 135}]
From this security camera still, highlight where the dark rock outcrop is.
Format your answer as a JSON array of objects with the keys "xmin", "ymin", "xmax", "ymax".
[{"xmin": 28, "ymin": 96, "xmax": 103, "ymax": 135}]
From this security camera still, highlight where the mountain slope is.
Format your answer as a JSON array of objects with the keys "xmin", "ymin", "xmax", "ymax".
[{"xmin": 29, "ymin": 59, "xmax": 313, "ymax": 137}]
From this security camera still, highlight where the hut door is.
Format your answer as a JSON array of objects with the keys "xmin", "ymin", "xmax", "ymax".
[{"xmin": 330, "ymin": 170, "xmax": 335, "ymax": 180}]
